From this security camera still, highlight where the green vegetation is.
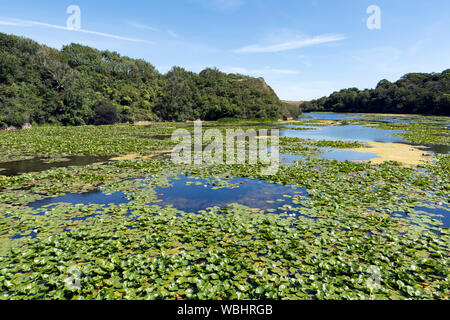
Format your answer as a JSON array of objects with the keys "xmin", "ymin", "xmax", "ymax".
[
  {"xmin": 0, "ymin": 33, "xmax": 300, "ymax": 128},
  {"xmin": 0, "ymin": 31, "xmax": 448, "ymax": 300},
  {"xmin": 279, "ymin": 137, "xmax": 364, "ymax": 158},
  {"xmin": 0, "ymin": 124, "xmax": 178, "ymax": 162},
  {"xmin": 302, "ymin": 70, "xmax": 450, "ymax": 116},
  {"xmin": 0, "ymin": 116, "xmax": 449, "ymax": 300},
  {"xmin": 374, "ymin": 122, "xmax": 450, "ymax": 146}
]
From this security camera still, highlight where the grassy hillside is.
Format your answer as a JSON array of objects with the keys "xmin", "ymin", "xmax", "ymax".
[
  {"xmin": 0, "ymin": 33, "xmax": 300, "ymax": 128},
  {"xmin": 302, "ymin": 70, "xmax": 450, "ymax": 116}
]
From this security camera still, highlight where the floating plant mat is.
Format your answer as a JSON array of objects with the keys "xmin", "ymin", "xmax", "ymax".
[
  {"xmin": 23, "ymin": 171, "xmax": 448, "ymax": 233},
  {"xmin": 415, "ymin": 204, "xmax": 450, "ymax": 229},
  {"xmin": 368, "ymin": 119, "xmax": 450, "ymax": 127},
  {"xmin": 1, "ymin": 194, "xmax": 449, "ymax": 300},
  {"xmin": 390, "ymin": 203, "xmax": 450, "ymax": 231},
  {"xmin": 27, "ymin": 175, "xmax": 309, "ymax": 216},
  {"xmin": 0, "ymin": 117, "xmax": 449, "ymax": 300},
  {"xmin": 282, "ymin": 114, "xmax": 449, "ymax": 155},
  {"xmin": 355, "ymin": 119, "xmax": 449, "ymax": 149}
]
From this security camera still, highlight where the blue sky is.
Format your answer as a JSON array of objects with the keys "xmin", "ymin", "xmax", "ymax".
[{"xmin": 0, "ymin": 0, "xmax": 449, "ymax": 100}]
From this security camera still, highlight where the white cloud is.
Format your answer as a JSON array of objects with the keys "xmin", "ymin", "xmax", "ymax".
[
  {"xmin": 0, "ymin": 17, "xmax": 150, "ymax": 43},
  {"xmin": 129, "ymin": 22, "xmax": 159, "ymax": 32},
  {"xmin": 234, "ymin": 34, "xmax": 346, "ymax": 53},
  {"xmin": 0, "ymin": 20, "xmax": 30, "ymax": 27},
  {"xmin": 167, "ymin": 29, "xmax": 178, "ymax": 38},
  {"xmin": 129, "ymin": 22, "xmax": 179, "ymax": 40}
]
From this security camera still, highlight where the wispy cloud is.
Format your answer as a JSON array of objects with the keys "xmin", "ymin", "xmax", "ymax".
[
  {"xmin": 0, "ymin": 17, "xmax": 150, "ymax": 43},
  {"xmin": 0, "ymin": 20, "xmax": 30, "ymax": 27},
  {"xmin": 167, "ymin": 29, "xmax": 178, "ymax": 38},
  {"xmin": 353, "ymin": 47, "xmax": 402, "ymax": 72},
  {"xmin": 129, "ymin": 21, "xmax": 179, "ymax": 40},
  {"xmin": 221, "ymin": 66, "xmax": 298, "ymax": 77},
  {"xmin": 233, "ymin": 34, "xmax": 346, "ymax": 53},
  {"xmin": 187, "ymin": 0, "xmax": 245, "ymax": 12},
  {"xmin": 408, "ymin": 39, "xmax": 428, "ymax": 56},
  {"xmin": 129, "ymin": 22, "xmax": 159, "ymax": 32}
]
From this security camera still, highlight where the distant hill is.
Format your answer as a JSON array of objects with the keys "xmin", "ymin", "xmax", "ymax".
[
  {"xmin": 0, "ymin": 32, "xmax": 300, "ymax": 128},
  {"xmin": 282, "ymin": 100, "xmax": 304, "ymax": 107},
  {"xmin": 302, "ymin": 70, "xmax": 450, "ymax": 116}
]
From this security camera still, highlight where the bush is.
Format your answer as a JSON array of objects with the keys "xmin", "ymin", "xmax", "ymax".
[
  {"xmin": 5, "ymin": 112, "xmax": 28, "ymax": 127},
  {"xmin": 216, "ymin": 117, "xmax": 241, "ymax": 123},
  {"xmin": 90, "ymin": 101, "xmax": 119, "ymax": 125}
]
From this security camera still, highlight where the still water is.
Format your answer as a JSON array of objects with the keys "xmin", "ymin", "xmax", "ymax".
[
  {"xmin": 0, "ymin": 156, "xmax": 110, "ymax": 177},
  {"xmin": 280, "ymin": 124, "xmax": 405, "ymax": 143},
  {"xmin": 29, "ymin": 175, "xmax": 308, "ymax": 215},
  {"xmin": 300, "ymin": 113, "xmax": 369, "ymax": 121}
]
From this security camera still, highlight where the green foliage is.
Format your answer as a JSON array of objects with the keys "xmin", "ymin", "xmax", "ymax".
[
  {"xmin": 216, "ymin": 117, "xmax": 279, "ymax": 123},
  {"xmin": 90, "ymin": 101, "xmax": 119, "ymax": 125},
  {"xmin": 0, "ymin": 118, "xmax": 449, "ymax": 300},
  {"xmin": 303, "ymin": 70, "xmax": 450, "ymax": 116},
  {"xmin": 0, "ymin": 33, "xmax": 300, "ymax": 127}
]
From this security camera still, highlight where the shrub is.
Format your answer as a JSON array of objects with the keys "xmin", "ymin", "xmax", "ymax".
[{"xmin": 90, "ymin": 100, "xmax": 119, "ymax": 125}]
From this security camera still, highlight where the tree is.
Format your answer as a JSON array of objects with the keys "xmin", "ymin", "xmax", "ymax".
[
  {"xmin": 0, "ymin": 32, "xmax": 301, "ymax": 126},
  {"xmin": 90, "ymin": 100, "xmax": 118, "ymax": 125},
  {"xmin": 302, "ymin": 70, "xmax": 450, "ymax": 116}
]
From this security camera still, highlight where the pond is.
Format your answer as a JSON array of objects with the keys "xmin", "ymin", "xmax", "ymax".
[
  {"xmin": 318, "ymin": 149, "xmax": 380, "ymax": 162},
  {"xmin": 29, "ymin": 175, "xmax": 309, "ymax": 216},
  {"xmin": 279, "ymin": 153, "xmax": 305, "ymax": 164},
  {"xmin": 29, "ymin": 190, "xmax": 129, "ymax": 209},
  {"xmin": 280, "ymin": 124, "xmax": 405, "ymax": 143},
  {"xmin": 0, "ymin": 156, "xmax": 111, "ymax": 177},
  {"xmin": 275, "ymin": 147, "xmax": 380, "ymax": 163},
  {"xmin": 415, "ymin": 204, "xmax": 450, "ymax": 228},
  {"xmin": 27, "ymin": 174, "xmax": 448, "ymax": 231},
  {"xmin": 1, "ymin": 116, "xmax": 449, "ymax": 300},
  {"xmin": 299, "ymin": 113, "xmax": 370, "ymax": 121},
  {"xmin": 417, "ymin": 143, "xmax": 450, "ymax": 155},
  {"xmin": 391, "ymin": 204, "xmax": 450, "ymax": 230},
  {"xmin": 286, "ymin": 114, "xmax": 449, "ymax": 155}
]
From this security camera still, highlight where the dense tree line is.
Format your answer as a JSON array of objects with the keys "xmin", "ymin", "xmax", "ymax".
[
  {"xmin": 0, "ymin": 33, "xmax": 299, "ymax": 128},
  {"xmin": 302, "ymin": 70, "xmax": 450, "ymax": 116}
]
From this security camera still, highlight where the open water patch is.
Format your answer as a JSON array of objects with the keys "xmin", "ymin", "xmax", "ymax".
[
  {"xmin": 0, "ymin": 156, "xmax": 110, "ymax": 177},
  {"xmin": 28, "ymin": 175, "xmax": 309, "ymax": 216}
]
